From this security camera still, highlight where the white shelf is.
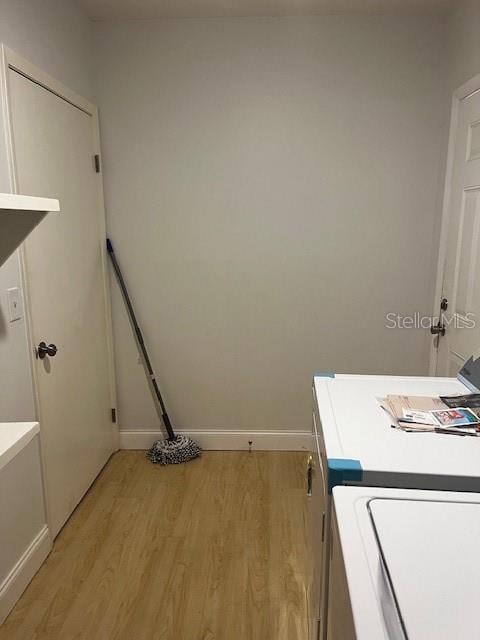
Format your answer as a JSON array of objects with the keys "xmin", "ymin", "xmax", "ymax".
[
  {"xmin": 0, "ymin": 193, "xmax": 59, "ymax": 213},
  {"xmin": 0, "ymin": 193, "xmax": 60, "ymax": 267},
  {"xmin": 0, "ymin": 421, "xmax": 39, "ymax": 472}
]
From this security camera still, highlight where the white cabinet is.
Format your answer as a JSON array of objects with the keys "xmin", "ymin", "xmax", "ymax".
[{"xmin": 0, "ymin": 425, "xmax": 50, "ymax": 624}]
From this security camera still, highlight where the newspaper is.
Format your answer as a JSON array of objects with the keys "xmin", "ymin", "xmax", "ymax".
[{"xmin": 380, "ymin": 395, "xmax": 480, "ymax": 436}]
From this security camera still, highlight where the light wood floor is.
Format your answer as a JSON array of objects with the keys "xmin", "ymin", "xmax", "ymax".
[{"xmin": 0, "ymin": 451, "xmax": 311, "ymax": 640}]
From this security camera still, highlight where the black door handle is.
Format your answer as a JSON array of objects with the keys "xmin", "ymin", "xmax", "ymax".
[
  {"xmin": 430, "ymin": 322, "xmax": 446, "ymax": 337},
  {"xmin": 431, "ymin": 298, "xmax": 448, "ymax": 338},
  {"xmin": 37, "ymin": 341, "xmax": 58, "ymax": 359}
]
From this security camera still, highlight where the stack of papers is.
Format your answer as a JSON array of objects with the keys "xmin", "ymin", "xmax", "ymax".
[{"xmin": 381, "ymin": 395, "xmax": 480, "ymax": 436}]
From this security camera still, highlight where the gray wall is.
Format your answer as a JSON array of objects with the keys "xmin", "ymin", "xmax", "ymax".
[
  {"xmin": 94, "ymin": 14, "xmax": 450, "ymax": 433},
  {"xmin": 449, "ymin": 0, "xmax": 480, "ymax": 91},
  {"xmin": 0, "ymin": 0, "xmax": 94, "ymax": 420}
]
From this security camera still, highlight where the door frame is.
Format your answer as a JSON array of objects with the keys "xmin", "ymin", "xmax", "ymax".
[
  {"xmin": 0, "ymin": 45, "xmax": 119, "ymax": 529},
  {"xmin": 429, "ymin": 72, "xmax": 480, "ymax": 375}
]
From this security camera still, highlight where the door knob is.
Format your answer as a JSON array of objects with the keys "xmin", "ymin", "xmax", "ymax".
[{"xmin": 36, "ymin": 341, "xmax": 58, "ymax": 359}]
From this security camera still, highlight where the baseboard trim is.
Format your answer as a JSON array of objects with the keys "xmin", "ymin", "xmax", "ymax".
[
  {"xmin": 0, "ymin": 525, "xmax": 51, "ymax": 625},
  {"xmin": 119, "ymin": 430, "xmax": 312, "ymax": 451}
]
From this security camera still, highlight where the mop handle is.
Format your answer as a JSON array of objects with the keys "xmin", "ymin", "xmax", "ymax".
[{"xmin": 106, "ymin": 238, "xmax": 176, "ymax": 440}]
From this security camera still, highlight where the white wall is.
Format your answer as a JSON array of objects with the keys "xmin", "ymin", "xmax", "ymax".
[
  {"xmin": 0, "ymin": 0, "xmax": 94, "ymax": 100},
  {"xmin": 0, "ymin": 253, "xmax": 35, "ymax": 421},
  {"xmin": 449, "ymin": 0, "xmax": 480, "ymax": 91},
  {"xmin": 0, "ymin": 0, "xmax": 94, "ymax": 420},
  {"xmin": 94, "ymin": 14, "xmax": 450, "ymax": 434}
]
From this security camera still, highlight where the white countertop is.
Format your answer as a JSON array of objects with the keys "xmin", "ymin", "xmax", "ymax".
[
  {"xmin": 314, "ymin": 374, "xmax": 480, "ymax": 487},
  {"xmin": 0, "ymin": 422, "xmax": 40, "ymax": 472}
]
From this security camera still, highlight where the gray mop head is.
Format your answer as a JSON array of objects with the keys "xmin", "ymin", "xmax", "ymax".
[{"xmin": 146, "ymin": 434, "xmax": 201, "ymax": 465}]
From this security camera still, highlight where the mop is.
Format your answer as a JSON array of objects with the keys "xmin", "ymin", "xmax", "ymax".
[{"xmin": 106, "ymin": 239, "xmax": 201, "ymax": 465}]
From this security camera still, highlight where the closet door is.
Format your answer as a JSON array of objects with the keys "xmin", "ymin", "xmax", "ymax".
[{"xmin": 8, "ymin": 65, "xmax": 115, "ymax": 537}]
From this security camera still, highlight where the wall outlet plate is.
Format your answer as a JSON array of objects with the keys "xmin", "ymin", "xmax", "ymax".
[{"xmin": 7, "ymin": 287, "xmax": 23, "ymax": 322}]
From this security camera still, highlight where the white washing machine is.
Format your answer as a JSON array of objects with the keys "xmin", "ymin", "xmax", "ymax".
[
  {"xmin": 312, "ymin": 370, "xmax": 480, "ymax": 639},
  {"xmin": 328, "ymin": 485, "xmax": 480, "ymax": 639}
]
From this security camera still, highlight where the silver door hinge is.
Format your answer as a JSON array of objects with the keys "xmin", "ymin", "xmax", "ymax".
[
  {"xmin": 111, "ymin": 408, "xmax": 117, "ymax": 423},
  {"xmin": 94, "ymin": 154, "xmax": 101, "ymax": 173}
]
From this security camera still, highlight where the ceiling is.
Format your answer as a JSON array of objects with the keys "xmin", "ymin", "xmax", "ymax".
[{"xmin": 77, "ymin": 0, "xmax": 455, "ymax": 20}]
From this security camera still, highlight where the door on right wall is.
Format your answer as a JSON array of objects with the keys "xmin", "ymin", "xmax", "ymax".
[{"xmin": 434, "ymin": 87, "xmax": 480, "ymax": 376}]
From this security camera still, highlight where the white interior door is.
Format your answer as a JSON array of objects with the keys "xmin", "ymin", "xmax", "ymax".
[
  {"xmin": 434, "ymin": 86, "xmax": 480, "ymax": 376},
  {"xmin": 8, "ymin": 68, "xmax": 115, "ymax": 537}
]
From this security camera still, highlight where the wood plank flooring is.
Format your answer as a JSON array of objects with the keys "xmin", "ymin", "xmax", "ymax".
[{"xmin": 0, "ymin": 451, "xmax": 311, "ymax": 640}]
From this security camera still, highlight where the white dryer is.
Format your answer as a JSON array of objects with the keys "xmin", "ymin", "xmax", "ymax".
[{"xmin": 328, "ymin": 485, "xmax": 480, "ymax": 640}]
